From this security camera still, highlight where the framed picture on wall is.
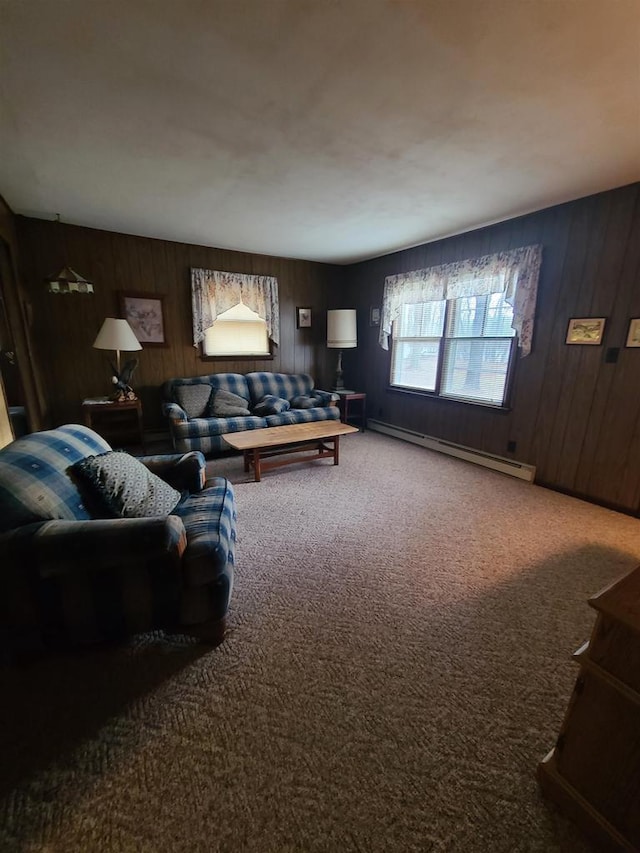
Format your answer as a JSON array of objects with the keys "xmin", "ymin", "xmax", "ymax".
[
  {"xmin": 626, "ymin": 318, "xmax": 640, "ymax": 348},
  {"xmin": 119, "ymin": 292, "xmax": 167, "ymax": 346},
  {"xmin": 565, "ymin": 317, "xmax": 606, "ymax": 345},
  {"xmin": 296, "ymin": 307, "xmax": 312, "ymax": 328}
]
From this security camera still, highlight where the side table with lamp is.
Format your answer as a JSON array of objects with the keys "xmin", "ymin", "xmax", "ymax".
[
  {"xmin": 327, "ymin": 309, "xmax": 357, "ymax": 393},
  {"xmin": 327, "ymin": 310, "xmax": 366, "ymax": 431},
  {"xmin": 84, "ymin": 317, "xmax": 144, "ymax": 449}
]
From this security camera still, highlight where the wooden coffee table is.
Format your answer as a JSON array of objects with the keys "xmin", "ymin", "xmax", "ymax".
[{"xmin": 223, "ymin": 421, "xmax": 359, "ymax": 482}]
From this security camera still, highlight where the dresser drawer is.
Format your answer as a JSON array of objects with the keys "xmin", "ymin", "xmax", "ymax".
[{"xmin": 554, "ymin": 667, "xmax": 640, "ymax": 846}]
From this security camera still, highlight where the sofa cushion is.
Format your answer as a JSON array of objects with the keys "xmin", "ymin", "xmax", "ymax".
[
  {"xmin": 246, "ymin": 372, "xmax": 314, "ymax": 406},
  {"xmin": 73, "ymin": 451, "xmax": 181, "ymax": 518},
  {"xmin": 209, "ymin": 389, "xmax": 252, "ymax": 417},
  {"xmin": 290, "ymin": 394, "xmax": 321, "ymax": 409},
  {"xmin": 265, "ymin": 406, "xmax": 342, "ymax": 427},
  {"xmin": 252, "ymin": 394, "xmax": 291, "ymax": 416},
  {"xmin": 175, "ymin": 384, "xmax": 212, "ymax": 418}
]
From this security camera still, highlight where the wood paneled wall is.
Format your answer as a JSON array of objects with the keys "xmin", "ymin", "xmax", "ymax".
[
  {"xmin": 345, "ymin": 183, "xmax": 640, "ymax": 514},
  {"xmin": 14, "ymin": 184, "xmax": 640, "ymax": 512},
  {"xmin": 17, "ymin": 218, "xmax": 345, "ymax": 430},
  {"xmin": 0, "ymin": 197, "xmax": 45, "ymax": 432}
]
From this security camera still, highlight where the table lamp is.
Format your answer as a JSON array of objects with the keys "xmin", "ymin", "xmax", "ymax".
[
  {"xmin": 93, "ymin": 318, "xmax": 142, "ymax": 399},
  {"xmin": 327, "ymin": 309, "xmax": 357, "ymax": 392}
]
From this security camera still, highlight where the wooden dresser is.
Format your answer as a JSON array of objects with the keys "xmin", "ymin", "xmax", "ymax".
[{"xmin": 538, "ymin": 565, "xmax": 640, "ymax": 851}]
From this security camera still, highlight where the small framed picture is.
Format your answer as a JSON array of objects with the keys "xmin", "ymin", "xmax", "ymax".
[
  {"xmin": 296, "ymin": 307, "xmax": 312, "ymax": 328},
  {"xmin": 370, "ymin": 306, "xmax": 381, "ymax": 326},
  {"xmin": 626, "ymin": 318, "xmax": 640, "ymax": 348},
  {"xmin": 565, "ymin": 317, "xmax": 606, "ymax": 346},
  {"xmin": 119, "ymin": 292, "xmax": 167, "ymax": 346}
]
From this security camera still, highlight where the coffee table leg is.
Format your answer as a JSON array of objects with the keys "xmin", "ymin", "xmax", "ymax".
[
  {"xmin": 244, "ymin": 450, "xmax": 250, "ymax": 473},
  {"xmin": 253, "ymin": 448, "xmax": 261, "ymax": 482},
  {"xmin": 334, "ymin": 436, "xmax": 340, "ymax": 465}
]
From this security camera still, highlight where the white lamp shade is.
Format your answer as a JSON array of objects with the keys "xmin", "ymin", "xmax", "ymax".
[
  {"xmin": 327, "ymin": 309, "xmax": 357, "ymax": 348},
  {"xmin": 93, "ymin": 318, "xmax": 142, "ymax": 352}
]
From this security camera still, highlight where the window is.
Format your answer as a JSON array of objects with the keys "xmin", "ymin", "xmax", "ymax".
[
  {"xmin": 203, "ymin": 302, "xmax": 270, "ymax": 357},
  {"xmin": 390, "ymin": 291, "xmax": 516, "ymax": 406},
  {"xmin": 191, "ymin": 267, "xmax": 280, "ymax": 358}
]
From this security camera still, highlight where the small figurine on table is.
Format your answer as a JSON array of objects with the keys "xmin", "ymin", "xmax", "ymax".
[{"xmin": 110, "ymin": 358, "xmax": 139, "ymax": 402}]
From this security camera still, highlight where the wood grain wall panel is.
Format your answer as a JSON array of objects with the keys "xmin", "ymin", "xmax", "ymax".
[
  {"xmin": 555, "ymin": 193, "xmax": 636, "ymax": 495},
  {"xmin": 16, "ymin": 217, "xmax": 341, "ymax": 431},
  {"xmin": 345, "ymin": 183, "xmax": 640, "ymax": 513},
  {"xmin": 583, "ymin": 192, "xmax": 640, "ymax": 506},
  {"xmin": 571, "ymin": 187, "xmax": 639, "ymax": 498},
  {"xmin": 534, "ymin": 196, "xmax": 607, "ymax": 486}
]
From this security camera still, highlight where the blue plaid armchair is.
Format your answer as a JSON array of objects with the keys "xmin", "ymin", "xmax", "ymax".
[
  {"xmin": 163, "ymin": 371, "xmax": 340, "ymax": 455},
  {"xmin": 0, "ymin": 425, "xmax": 236, "ymax": 653}
]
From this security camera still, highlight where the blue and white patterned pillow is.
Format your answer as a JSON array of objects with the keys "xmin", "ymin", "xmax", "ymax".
[
  {"xmin": 175, "ymin": 384, "xmax": 212, "ymax": 418},
  {"xmin": 290, "ymin": 395, "xmax": 321, "ymax": 409},
  {"xmin": 208, "ymin": 389, "xmax": 251, "ymax": 417},
  {"xmin": 252, "ymin": 395, "xmax": 291, "ymax": 416},
  {"xmin": 73, "ymin": 451, "xmax": 181, "ymax": 518}
]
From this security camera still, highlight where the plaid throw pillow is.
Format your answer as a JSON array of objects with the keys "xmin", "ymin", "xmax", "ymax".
[
  {"xmin": 290, "ymin": 395, "xmax": 321, "ymax": 409},
  {"xmin": 252, "ymin": 395, "xmax": 291, "ymax": 416},
  {"xmin": 175, "ymin": 384, "xmax": 212, "ymax": 418},
  {"xmin": 73, "ymin": 451, "xmax": 181, "ymax": 518},
  {"xmin": 209, "ymin": 389, "xmax": 251, "ymax": 417}
]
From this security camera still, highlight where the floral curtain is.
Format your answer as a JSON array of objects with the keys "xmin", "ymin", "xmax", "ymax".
[
  {"xmin": 191, "ymin": 268, "xmax": 280, "ymax": 347},
  {"xmin": 379, "ymin": 244, "xmax": 543, "ymax": 357}
]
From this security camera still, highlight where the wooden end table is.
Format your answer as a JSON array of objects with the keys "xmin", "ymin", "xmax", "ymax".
[
  {"xmin": 82, "ymin": 398, "xmax": 144, "ymax": 450},
  {"xmin": 336, "ymin": 391, "xmax": 366, "ymax": 432}
]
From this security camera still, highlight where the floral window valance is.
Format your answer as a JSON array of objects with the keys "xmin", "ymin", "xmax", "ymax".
[
  {"xmin": 379, "ymin": 244, "xmax": 543, "ymax": 357},
  {"xmin": 191, "ymin": 268, "xmax": 280, "ymax": 348}
]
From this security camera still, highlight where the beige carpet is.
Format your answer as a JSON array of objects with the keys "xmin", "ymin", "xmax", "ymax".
[{"xmin": 2, "ymin": 431, "xmax": 640, "ymax": 852}]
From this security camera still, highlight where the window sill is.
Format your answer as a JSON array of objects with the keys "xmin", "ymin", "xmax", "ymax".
[
  {"xmin": 200, "ymin": 354, "xmax": 274, "ymax": 361},
  {"xmin": 386, "ymin": 385, "xmax": 511, "ymax": 413}
]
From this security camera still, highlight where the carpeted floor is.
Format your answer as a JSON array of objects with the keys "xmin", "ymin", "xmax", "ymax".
[{"xmin": 2, "ymin": 431, "xmax": 640, "ymax": 852}]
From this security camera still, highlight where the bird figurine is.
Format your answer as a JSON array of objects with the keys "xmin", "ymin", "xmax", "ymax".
[{"xmin": 110, "ymin": 357, "xmax": 139, "ymax": 402}]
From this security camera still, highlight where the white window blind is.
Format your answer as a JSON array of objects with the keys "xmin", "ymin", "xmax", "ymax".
[
  {"xmin": 390, "ymin": 301, "xmax": 445, "ymax": 391},
  {"xmin": 203, "ymin": 302, "xmax": 270, "ymax": 357},
  {"xmin": 390, "ymin": 291, "xmax": 516, "ymax": 406}
]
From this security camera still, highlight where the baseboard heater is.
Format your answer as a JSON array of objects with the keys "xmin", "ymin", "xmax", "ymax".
[{"xmin": 367, "ymin": 419, "xmax": 536, "ymax": 483}]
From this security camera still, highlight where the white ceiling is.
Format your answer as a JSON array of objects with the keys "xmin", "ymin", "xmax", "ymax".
[{"xmin": 1, "ymin": 0, "xmax": 639, "ymax": 264}]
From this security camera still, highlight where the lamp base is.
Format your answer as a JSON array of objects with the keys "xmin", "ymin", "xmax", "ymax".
[
  {"xmin": 332, "ymin": 349, "xmax": 347, "ymax": 392},
  {"xmin": 110, "ymin": 389, "xmax": 138, "ymax": 403}
]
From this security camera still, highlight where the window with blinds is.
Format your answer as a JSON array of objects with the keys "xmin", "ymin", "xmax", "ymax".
[
  {"xmin": 203, "ymin": 302, "xmax": 270, "ymax": 357},
  {"xmin": 390, "ymin": 291, "xmax": 516, "ymax": 406}
]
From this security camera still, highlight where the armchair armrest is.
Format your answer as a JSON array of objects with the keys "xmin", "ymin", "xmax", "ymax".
[
  {"xmin": 140, "ymin": 451, "xmax": 206, "ymax": 493},
  {"xmin": 1, "ymin": 516, "xmax": 187, "ymax": 579},
  {"xmin": 0, "ymin": 517, "xmax": 188, "ymax": 649},
  {"xmin": 162, "ymin": 401, "xmax": 188, "ymax": 423}
]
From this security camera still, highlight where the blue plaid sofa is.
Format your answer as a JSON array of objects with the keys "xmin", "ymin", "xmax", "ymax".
[
  {"xmin": 0, "ymin": 424, "xmax": 236, "ymax": 652},
  {"xmin": 163, "ymin": 372, "xmax": 340, "ymax": 455}
]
